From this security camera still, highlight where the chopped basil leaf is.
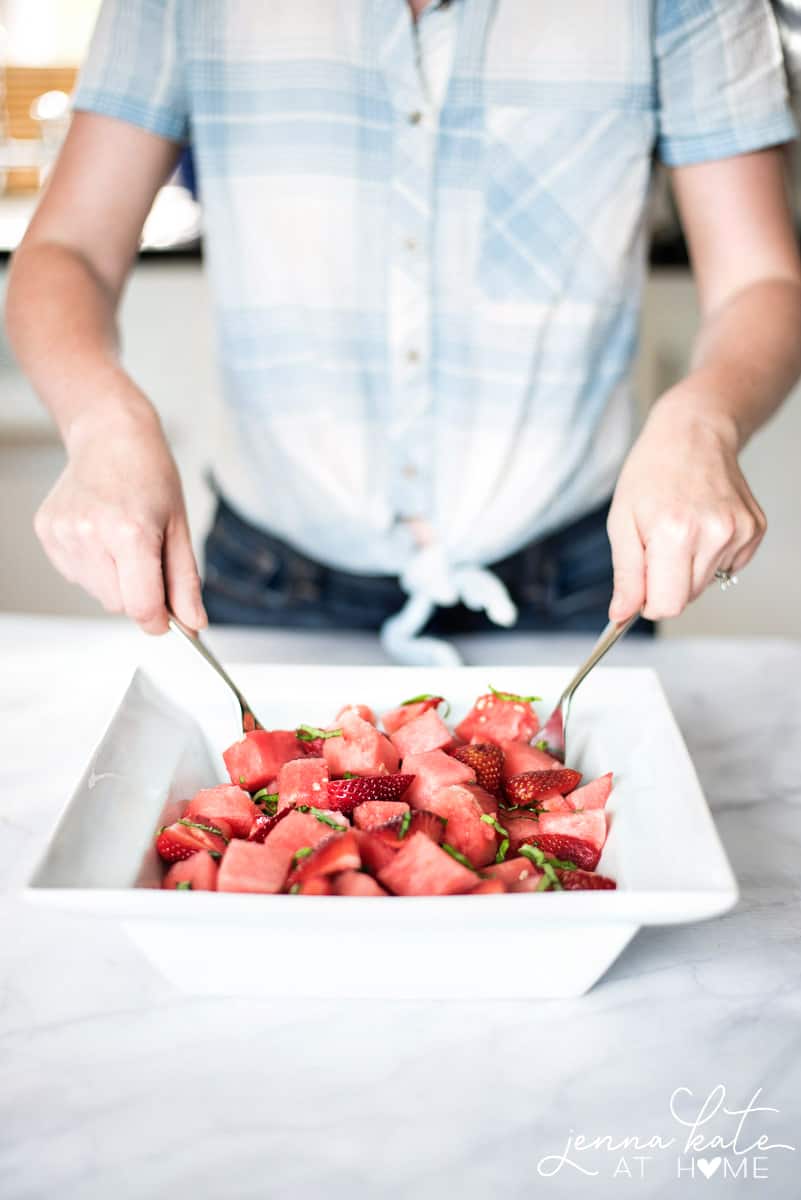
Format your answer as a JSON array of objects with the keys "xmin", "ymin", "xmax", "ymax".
[
  {"xmin": 480, "ymin": 813, "xmax": 509, "ymax": 838},
  {"xmin": 176, "ymin": 880, "xmax": 193, "ymax": 890},
  {"xmin": 399, "ymin": 809, "xmax": 412, "ymax": 839},
  {"xmin": 296, "ymin": 724, "xmax": 342, "ymax": 741},
  {"xmin": 400, "ymin": 693, "xmax": 450, "ymax": 718},
  {"xmin": 534, "ymin": 739, "xmax": 549, "ymax": 752},
  {"xmin": 178, "ymin": 818, "xmax": 229, "ymax": 843},
  {"xmin": 535, "ymin": 875, "xmax": 552, "ymax": 892},
  {"xmin": 289, "ymin": 883, "xmax": 301, "ymax": 894},
  {"xmin": 518, "ymin": 843, "xmax": 566, "ymax": 890},
  {"xmin": 441, "ymin": 843, "xmax": 476, "ymax": 871},
  {"xmin": 239, "ymin": 776, "xmax": 246, "ymax": 785},
  {"xmin": 488, "ymin": 684, "xmax": 542, "ymax": 704},
  {"xmin": 306, "ymin": 807, "xmax": 345, "ymax": 830},
  {"xmin": 292, "ymin": 846, "xmax": 314, "ymax": 866},
  {"xmin": 342, "ymin": 772, "xmax": 359, "ymax": 780},
  {"xmin": 495, "ymin": 838, "xmax": 510, "ymax": 864},
  {"xmin": 209, "ymin": 851, "xmax": 222, "ymax": 861}
]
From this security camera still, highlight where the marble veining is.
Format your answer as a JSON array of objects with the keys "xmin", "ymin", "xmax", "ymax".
[{"xmin": 0, "ymin": 617, "xmax": 799, "ymax": 1199}]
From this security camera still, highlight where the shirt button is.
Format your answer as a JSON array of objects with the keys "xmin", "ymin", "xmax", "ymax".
[
  {"xmin": 408, "ymin": 110, "xmax": 424, "ymax": 125},
  {"xmin": 402, "ymin": 464, "xmax": 418, "ymax": 479},
  {"xmin": 404, "ymin": 237, "xmax": 418, "ymax": 252},
  {"xmin": 406, "ymin": 348, "xmax": 421, "ymax": 365}
]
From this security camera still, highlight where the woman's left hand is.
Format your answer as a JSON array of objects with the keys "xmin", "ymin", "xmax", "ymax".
[{"xmin": 606, "ymin": 389, "xmax": 767, "ymax": 622}]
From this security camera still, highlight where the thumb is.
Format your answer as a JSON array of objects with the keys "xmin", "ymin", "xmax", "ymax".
[
  {"xmin": 163, "ymin": 512, "xmax": 207, "ymax": 630},
  {"xmin": 608, "ymin": 510, "xmax": 646, "ymax": 622}
]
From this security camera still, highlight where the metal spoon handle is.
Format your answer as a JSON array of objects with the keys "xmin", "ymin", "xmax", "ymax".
[
  {"xmin": 167, "ymin": 613, "xmax": 262, "ymax": 732},
  {"xmin": 557, "ymin": 612, "xmax": 640, "ymax": 710}
]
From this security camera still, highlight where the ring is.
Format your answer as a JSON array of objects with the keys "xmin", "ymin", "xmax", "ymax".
[{"xmin": 714, "ymin": 568, "xmax": 739, "ymax": 592}]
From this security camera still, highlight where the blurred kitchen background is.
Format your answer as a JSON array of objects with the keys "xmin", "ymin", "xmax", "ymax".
[{"xmin": 0, "ymin": 0, "xmax": 799, "ymax": 637}]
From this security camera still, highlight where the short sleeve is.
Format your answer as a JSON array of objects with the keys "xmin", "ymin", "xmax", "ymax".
[
  {"xmin": 655, "ymin": 0, "xmax": 798, "ymax": 165},
  {"xmin": 72, "ymin": 0, "xmax": 189, "ymax": 144}
]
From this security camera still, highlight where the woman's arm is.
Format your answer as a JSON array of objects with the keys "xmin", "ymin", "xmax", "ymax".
[
  {"xmin": 608, "ymin": 146, "xmax": 801, "ymax": 622},
  {"xmin": 6, "ymin": 113, "xmax": 206, "ymax": 633}
]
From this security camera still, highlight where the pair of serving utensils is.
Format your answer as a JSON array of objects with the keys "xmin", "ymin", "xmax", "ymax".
[{"xmin": 167, "ymin": 609, "xmax": 641, "ymax": 762}]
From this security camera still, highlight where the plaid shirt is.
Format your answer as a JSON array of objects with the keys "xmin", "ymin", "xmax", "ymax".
[{"xmin": 75, "ymin": 0, "xmax": 796, "ymax": 662}]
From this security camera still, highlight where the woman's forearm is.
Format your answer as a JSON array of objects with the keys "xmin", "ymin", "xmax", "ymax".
[
  {"xmin": 6, "ymin": 240, "xmax": 156, "ymax": 448},
  {"xmin": 651, "ymin": 277, "xmax": 801, "ymax": 449}
]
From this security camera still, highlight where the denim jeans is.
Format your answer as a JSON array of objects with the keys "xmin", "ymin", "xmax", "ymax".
[{"xmin": 202, "ymin": 493, "xmax": 655, "ymax": 636}]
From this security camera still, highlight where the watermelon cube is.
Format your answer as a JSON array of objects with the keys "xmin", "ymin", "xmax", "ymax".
[
  {"xmin": 185, "ymin": 784, "xmax": 259, "ymax": 838},
  {"xmin": 389, "ymin": 709, "xmax": 452, "ymax": 758},
  {"xmin": 425, "ymin": 784, "xmax": 498, "ymax": 868},
  {"xmin": 500, "ymin": 740, "xmax": 560, "ymax": 779},
  {"xmin": 163, "ymin": 850, "xmax": 218, "ymax": 891},
  {"xmin": 537, "ymin": 808, "xmax": 608, "ymax": 854},
  {"xmin": 401, "ymin": 749, "xmax": 476, "ymax": 810},
  {"xmin": 277, "ymin": 758, "xmax": 329, "ymax": 811},
  {"xmin": 456, "ymin": 694, "xmax": 540, "ymax": 745},
  {"xmin": 482, "ymin": 856, "xmax": 539, "ymax": 888},
  {"xmin": 536, "ymin": 791, "xmax": 575, "ymax": 813},
  {"xmin": 352, "ymin": 800, "xmax": 410, "ymax": 831},
  {"xmin": 504, "ymin": 813, "xmax": 543, "ymax": 852},
  {"xmin": 567, "ymin": 772, "xmax": 614, "ymax": 810},
  {"xmin": 470, "ymin": 879, "xmax": 506, "ymax": 894},
  {"xmin": 378, "ymin": 833, "xmax": 477, "ymax": 896},
  {"xmin": 333, "ymin": 871, "xmax": 388, "ymax": 896},
  {"xmin": 323, "ymin": 710, "xmax": 400, "ymax": 777},
  {"xmin": 218, "ymin": 809, "xmax": 335, "ymax": 894},
  {"xmin": 382, "ymin": 697, "xmax": 443, "ymax": 735},
  {"xmin": 336, "ymin": 703, "xmax": 377, "ymax": 725},
  {"xmin": 354, "ymin": 829, "xmax": 399, "ymax": 875},
  {"xmin": 509, "ymin": 872, "xmax": 546, "ymax": 892},
  {"xmin": 223, "ymin": 730, "xmax": 307, "ymax": 791}
]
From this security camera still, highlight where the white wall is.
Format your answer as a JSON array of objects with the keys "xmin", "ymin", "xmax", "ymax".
[{"xmin": 0, "ymin": 0, "xmax": 101, "ymax": 64}]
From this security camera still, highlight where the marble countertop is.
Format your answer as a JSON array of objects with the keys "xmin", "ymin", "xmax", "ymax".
[{"xmin": 1, "ymin": 616, "xmax": 799, "ymax": 1200}]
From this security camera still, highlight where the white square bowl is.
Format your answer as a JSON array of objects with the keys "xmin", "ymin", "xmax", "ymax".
[{"xmin": 23, "ymin": 660, "xmax": 738, "ymax": 998}]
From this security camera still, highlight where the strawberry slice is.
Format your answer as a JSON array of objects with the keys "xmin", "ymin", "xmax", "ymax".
[
  {"xmin": 326, "ymin": 773, "xmax": 415, "ymax": 813},
  {"xmin": 372, "ymin": 809, "xmax": 447, "ymax": 848},
  {"xmin": 247, "ymin": 806, "xmax": 294, "ymax": 843},
  {"xmin": 505, "ymin": 768, "xmax": 582, "ymax": 806},
  {"xmin": 155, "ymin": 816, "xmax": 231, "ymax": 862},
  {"xmin": 517, "ymin": 833, "xmax": 600, "ymax": 872},
  {"xmin": 449, "ymin": 742, "xmax": 504, "ymax": 795},
  {"xmin": 286, "ymin": 830, "xmax": 361, "ymax": 888},
  {"xmin": 556, "ymin": 869, "xmax": 616, "ymax": 890}
]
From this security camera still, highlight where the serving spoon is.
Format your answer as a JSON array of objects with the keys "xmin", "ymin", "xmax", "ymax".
[
  {"xmin": 167, "ymin": 611, "xmax": 264, "ymax": 732},
  {"xmin": 537, "ymin": 612, "xmax": 640, "ymax": 762}
]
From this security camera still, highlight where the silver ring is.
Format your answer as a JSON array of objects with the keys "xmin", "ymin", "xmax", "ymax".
[{"xmin": 715, "ymin": 569, "xmax": 739, "ymax": 592}]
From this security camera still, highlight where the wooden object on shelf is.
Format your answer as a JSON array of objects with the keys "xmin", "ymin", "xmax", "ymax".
[{"xmin": 3, "ymin": 66, "xmax": 78, "ymax": 192}]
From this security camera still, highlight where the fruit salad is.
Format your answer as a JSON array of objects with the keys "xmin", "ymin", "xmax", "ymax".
[{"xmin": 154, "ymin": 687, "xmax": 616, "ymax": 896}]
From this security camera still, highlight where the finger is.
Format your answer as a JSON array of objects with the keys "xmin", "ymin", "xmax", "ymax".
[
  {"xmin": 38, "ymin": 527, "xmax": 80, "ymax": 584},
  {"xmin": 81, "ymin": 549, "xmax": 124, "ymax": 613},
  {"xmin": 607, "ymin": 509, "xmax": 646, "ymax": 621},
  {"xmin": 163, "ymin": 513, "xmax": 207, "ymax": 630},
  {"xmin": 48, "ymin": 517, "xmax": 124, "ymax": 613},
  {"xmin": 729, "ymin": 519, "xmax": 766, "ymax": 574},
  {"xmin": 114, "ymin": 523, "xmax": 169, "ymax": 634},
  {"xmin": 690, "ymin": 514, "xmax": 737, "ymax": 600},
  {"xmin": 642, "ymin": 525, "xmax": 694, "ymax": 620}
]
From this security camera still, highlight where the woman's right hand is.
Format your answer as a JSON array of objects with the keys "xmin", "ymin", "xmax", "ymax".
[{"xmin": 34, "ymin": 397, "xmax": 207, "ymax": 634}]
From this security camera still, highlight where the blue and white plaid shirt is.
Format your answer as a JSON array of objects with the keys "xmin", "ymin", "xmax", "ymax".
[{"xmin": 76, "ymin": 0, "xmax": 796, "ymax": 662}]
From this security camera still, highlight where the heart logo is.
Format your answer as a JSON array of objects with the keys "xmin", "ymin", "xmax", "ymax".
[{"xmin": 697, "ymin": 1157, "xmax": 722, "ymax": 1179}]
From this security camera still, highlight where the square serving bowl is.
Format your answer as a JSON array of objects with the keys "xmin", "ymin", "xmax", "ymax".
[{"xmin": 24, "ymin": 654, "xmax": 738, "ymax": 999}]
